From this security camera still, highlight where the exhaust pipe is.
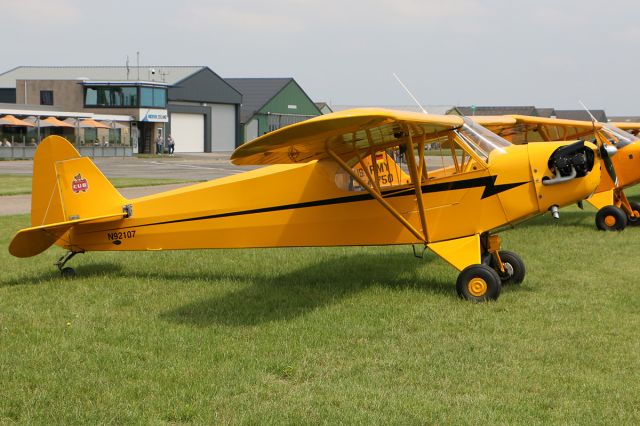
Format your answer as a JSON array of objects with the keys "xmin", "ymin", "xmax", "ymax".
[
  {"xmin": 549, "ymin": 205, "xmax": 560, "ymax": 220},
  {"xmin": 542, "ymin": 166, "xmax": 577, "ymax": 186}
]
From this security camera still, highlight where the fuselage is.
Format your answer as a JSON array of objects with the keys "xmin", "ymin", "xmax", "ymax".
[{"xmin": 61, "ymin": 142, "xmax": 600, "ymax": 254}]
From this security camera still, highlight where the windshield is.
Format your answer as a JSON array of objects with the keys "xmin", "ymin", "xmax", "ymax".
[
  {"xmin": 454, "ymin": 117, "xmax": 511, "ymax": 161},
  {"xmin": 601, "ymin": 123, "xmax": 637, "ymax": 149}
]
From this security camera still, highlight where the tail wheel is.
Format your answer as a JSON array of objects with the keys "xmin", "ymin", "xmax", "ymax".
[
  {"xmin": 627, "ymin": 201, "xmax": 640, "ymax": 226},
  {"xmin": 595, "ymin": 205, "xmax": 627, "ymax": 231},
  {"xmin": 61, "ymin": 267, "xmax": 76, "ymax": 279},
  {"xmin": 491, "ymin": 250, "xmax": 525, "ymax": 285},
  {"xmin": 456, "ymin": 264, "xmax": 501, "ymax": 302}
]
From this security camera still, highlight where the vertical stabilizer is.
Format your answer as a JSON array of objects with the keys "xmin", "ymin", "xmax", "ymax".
[{"xmin": 31, "ymin": 136, "xmax": 127, "ymax": 226}]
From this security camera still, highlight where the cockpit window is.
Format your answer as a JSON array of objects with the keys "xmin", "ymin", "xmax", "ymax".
[
  {"xmin": 454, "ymin": 117, "xmax": 511, "ymax": 161},
  {"xmin": 601, "ymin": 123, "xmax": 637, "ymax": 149}
]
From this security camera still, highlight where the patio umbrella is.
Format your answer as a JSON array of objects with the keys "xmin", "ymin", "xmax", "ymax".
[
  {"xmin": 29, "ymin": 116, "xmax": 75, "ymax": 128},
  {"xmin": 78, "ymin": 118, "xmax": 110, "ymax": 129},
  {"xmin": 0, "ymin": 115, "xmax": 35, "ymax": 127},
  {"xmin": 105, "ymin": 121, "xmax": 130, "ymax": 129}
]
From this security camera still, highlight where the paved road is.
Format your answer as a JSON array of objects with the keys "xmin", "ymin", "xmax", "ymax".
[
  {"xmin": 0, "ymin": 153, "xmax": 453, "ymax": 216},
  {"xmin": 0, "ymin": 153, "xmax": 257, "ymax": 181},
  {"xmin": 0, "ymin": 153, "xmax": 255, "ymax": 216},
  {"xmin": 0, "ymin": 183, "xmax": 199, "ymax": 216}
]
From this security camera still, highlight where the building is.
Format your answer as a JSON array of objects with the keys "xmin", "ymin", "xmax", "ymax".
[
  {"xmin": 554, "ymin": 109, "xmax": 608, "ymax": 123},
  {"xmin": 331, "ymin": 105, "xmax": 454, "ymax": 115},
  {"xmin": 0, "ymin": 66, "xmax": 242, "ymax": 152},
  {"xmin": 447, "ymin": 106, "xmax": 539, "ymax": 116},
  {"xmin": 225, "ymin": 78, "xmax": 321, "ymax": 143},
  {"xmin": 535, "ymin": 108, "xmax": 556, "ymax": 118},
  {"xmin": 608, "ymin": 116, "xmax": 640, "ymax": 123},
  {"xmin": 315, "ymin": 102, "xmax": 333, "ymax": 114}
]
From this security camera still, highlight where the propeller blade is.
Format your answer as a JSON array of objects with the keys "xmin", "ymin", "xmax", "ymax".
[{"xmin": 600, "ymin": 144, "xmax": 619, "ymax": 186}]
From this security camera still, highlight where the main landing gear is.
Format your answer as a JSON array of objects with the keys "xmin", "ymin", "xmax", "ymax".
[
  {"xmin": 595, "ymin": 190, "xmax": 640, "ymax": 231},
  {"xmin": 56, "ymin": 250, "xmax": 83, "ymax": 278},
  {"xmin": 455, "ymin": 235, "xmax": 525, "ymax": 303}
]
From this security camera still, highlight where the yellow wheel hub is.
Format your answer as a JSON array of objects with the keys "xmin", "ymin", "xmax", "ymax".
[
  {"xmin": 468, "ymin": 278, "xmax": 488, "ymax": 297},
  {"xmin": 604, "ymin": 215, "xmax": 617, "ymax": 227}
]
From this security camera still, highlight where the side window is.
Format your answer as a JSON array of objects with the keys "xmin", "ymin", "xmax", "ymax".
[
  {"xmin": 426, "ymin": 134, "xmax": 485, "ymax": 180},
  {"xmin": 335, "ymin": 147, "xmax": 412, "ymax": 192},
  {"xmin": 40, "ymin": 90, "xmax": 54, "ymax": 106}
]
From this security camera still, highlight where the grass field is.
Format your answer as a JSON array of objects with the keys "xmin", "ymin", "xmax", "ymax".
[
  {"xmin": 0, "ymin": 174, "xmax": 201, "ymax": 196},
  {"xmin": 1, "ymin": 195, "xmax": 640, "ymax": 423}
]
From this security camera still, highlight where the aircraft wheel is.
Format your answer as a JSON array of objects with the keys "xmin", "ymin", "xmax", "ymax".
[
  {"xmin": 456, "ymin": 264, "xmax": 501, "ymax": 302},
  {"xmin": 627, "ymin": 201, "xmax": 640, "ymax": 226},
  {"xmin": 491, "ymin": 250, "xmax": 525, "ymax": 285},
  {"xmin": 61, "ymin": 267, "xmax": 76, "ymax": 279},
  {"xmin": 595, "ymin": 205, "xmax": 627, "ymax": 231}
]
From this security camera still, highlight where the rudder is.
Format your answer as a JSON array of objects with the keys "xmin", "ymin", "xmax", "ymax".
[{"xmin": 31, "ymin": 136, "xmax": 128, "ymax": 226}]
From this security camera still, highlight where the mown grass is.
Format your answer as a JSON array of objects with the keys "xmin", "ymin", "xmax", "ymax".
[
  {"xmin": 0, "ymin": 174, "xmax": 200, "ymax": 196},
  {"xmin": 1, "ymin": 195, "xmax": 640, "ymax": 423}
]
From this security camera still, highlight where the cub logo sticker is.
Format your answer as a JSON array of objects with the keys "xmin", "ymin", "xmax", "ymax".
[{"xmin": 71, "ymin": 173, "xmax": 89, "ymax": 193}]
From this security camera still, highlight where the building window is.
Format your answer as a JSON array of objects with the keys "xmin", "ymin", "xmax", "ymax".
[
  {"xmin": 84, "ymin": 85, "xmax": 165, "ymax": 108},
  {"xmin": 84, "ymin": 86, "xmax": 139, "ymax": 107},
  {"xmin": 140, "ymin": 87, "xmax": 167, "ymax": 108},
  {"xmin": 40, "ymin": 90, "xmax": 54, "ymax": 105}
]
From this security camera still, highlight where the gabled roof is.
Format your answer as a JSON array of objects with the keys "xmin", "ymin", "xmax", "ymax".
[
  {"xmin": 554, "ymin": 109, "xmax": 607, "ymax": 122},
  {"xmin": 608, "ymin": 116, "xmax": 640, "ymax": 123},
  {"xmin": 315, "ymin": 102, "xmax": 332, "ymax": 112},
  {"xmin": 332, "ymin": 105, "xmax": 454, "ymax": 115},
  {"xmin": 448, "ymin": 106, "xmax": 539, "ymax": 116},
  {"xmin": 225, "ymin": 78, "xmax": 293, "ymax": 123},
  {"xmin": 535, "ymin": 108, "xmax": 556, "ymax": 118},
  {"xmin": 0, "ymin": 66, "xmax": 206, "ymax": 88}
]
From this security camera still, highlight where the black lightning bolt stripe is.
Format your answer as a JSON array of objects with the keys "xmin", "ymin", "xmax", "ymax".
[{"xmin": 96, "ymin": 176, "xmax": 529, "ymax": 232}]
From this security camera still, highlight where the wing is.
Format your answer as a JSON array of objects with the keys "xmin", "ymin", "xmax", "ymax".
[
  {"xmin": 231, "ymin": 108, "xmax": 464, "ymax": 166},
  {"xmin": 609, "ymin": 122, "xmax": 640, "ymax": 136},
  {"xmin": 473, "ymin": 115, "xmax": 601, "ymax": 143}
]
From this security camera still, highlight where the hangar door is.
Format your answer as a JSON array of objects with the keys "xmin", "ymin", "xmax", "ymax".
[{"xmin": 170, "ymin": 113, "xmax": 205, "ymax": 152}]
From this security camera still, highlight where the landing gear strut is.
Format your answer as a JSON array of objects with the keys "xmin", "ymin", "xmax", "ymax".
[
  {"xmin": 483, "ymin": 233, "xmax": 525, "ymax": 284},
  {"xmin": 490, "ymin": 250, "xmax": 525, "ymax": 285},
  {"xmin": 55, "ymin": 251, "xmax": 82, "ymax": 278}
]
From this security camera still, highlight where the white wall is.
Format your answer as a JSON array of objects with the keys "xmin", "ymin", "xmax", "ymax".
[
  {"xmin": 170, "ymin": 113, "xmax": 204, "ymax": 152},
  {"xmin": 210, "ymin": 104, "xmax": 235, "ymax": 151},
  {"xmin": 245, "ymin": 118, "xmax": 258, "ymax": 143}
]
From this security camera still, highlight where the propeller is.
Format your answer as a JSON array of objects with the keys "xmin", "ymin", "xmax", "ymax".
[
  {"xmin": 599, "ymin": 142, "xmax": 618, "ymax": 185},
  {"xmin": 578, "ymin": 100, "xmax": 619, "ymax": 186}
]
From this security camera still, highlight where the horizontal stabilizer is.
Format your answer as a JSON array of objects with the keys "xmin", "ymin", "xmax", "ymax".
[{"xmin": 9, "ymin": 212, "xmax": 125, "ymax": 258}]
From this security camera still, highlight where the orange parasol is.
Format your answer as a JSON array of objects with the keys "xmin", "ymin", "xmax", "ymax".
[
  {"xmin": 78, "ymin": 118, "xmax": 111, "ymax": 129},
  {"xmin": 0, "ymin": 114, "xmax": 35, "ymax": 127},
  {"xmin": 40, "ymin": 116, "xmax": 75, "ymax": 128}
]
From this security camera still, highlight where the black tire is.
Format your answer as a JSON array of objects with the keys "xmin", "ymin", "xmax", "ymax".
[
  {"xmin": 595, "ymin": 205, "xmax": 627, "ymax": 231},
  {"xmin": 491, "ymin": 250, "xmax": 525, "ymax": 285},
  {"xmin": 456, "ymin": 264, "xmax": 501, "ymax": 302},
  {"xmin": 61, "ymin": 267, "xmax": 76, "ymax": 279},
  {"xmin": 627, "ymin": 201, "xmax": 640, "ymax": 226}
]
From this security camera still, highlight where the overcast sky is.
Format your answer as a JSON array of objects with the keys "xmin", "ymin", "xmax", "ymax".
[{"xmin": 2, "ymin": 0, "xmax": 640, "ymax": 114}]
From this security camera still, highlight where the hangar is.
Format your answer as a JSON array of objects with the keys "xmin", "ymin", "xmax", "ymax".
[
  {"xmin": 225, "ymin": 78, "xmax": 322, "ymax": 143},
  {"xmin": 0, "ymin": 66, "xmax": 242, "ymax": 152}
]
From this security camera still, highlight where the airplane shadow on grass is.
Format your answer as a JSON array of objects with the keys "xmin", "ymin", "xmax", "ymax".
[
  {"xmin": 1, "ymin": 251, "xmax": 523, "ymax": 326},
  {"xmin": 518, "ymin": 210, "xmax": 597, "ymax": 229},
  {"xmin": 160, "ymin": 251, "xmax": 461, "ymax": 327},
  {"xmin": 0, "ymin": 262, "xmax": 124, "ymax": 287}
]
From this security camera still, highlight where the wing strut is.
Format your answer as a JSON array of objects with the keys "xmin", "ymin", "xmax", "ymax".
[
  {"xmin": 402, "ymin": 124, "xmax": 430, "ymax": 243},
  {"xmin": 325, "ymin": 146, "xmax": 427, "ymax": 243}
]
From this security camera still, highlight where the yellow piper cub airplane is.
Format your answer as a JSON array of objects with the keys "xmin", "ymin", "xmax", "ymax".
[
  {"xmin": 9, "ymin": 109, "xmax": 602, "ymax": 302},
  {"xmin": 474, "ymin": 115, "xmax": 640, "ymax": 231}
]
